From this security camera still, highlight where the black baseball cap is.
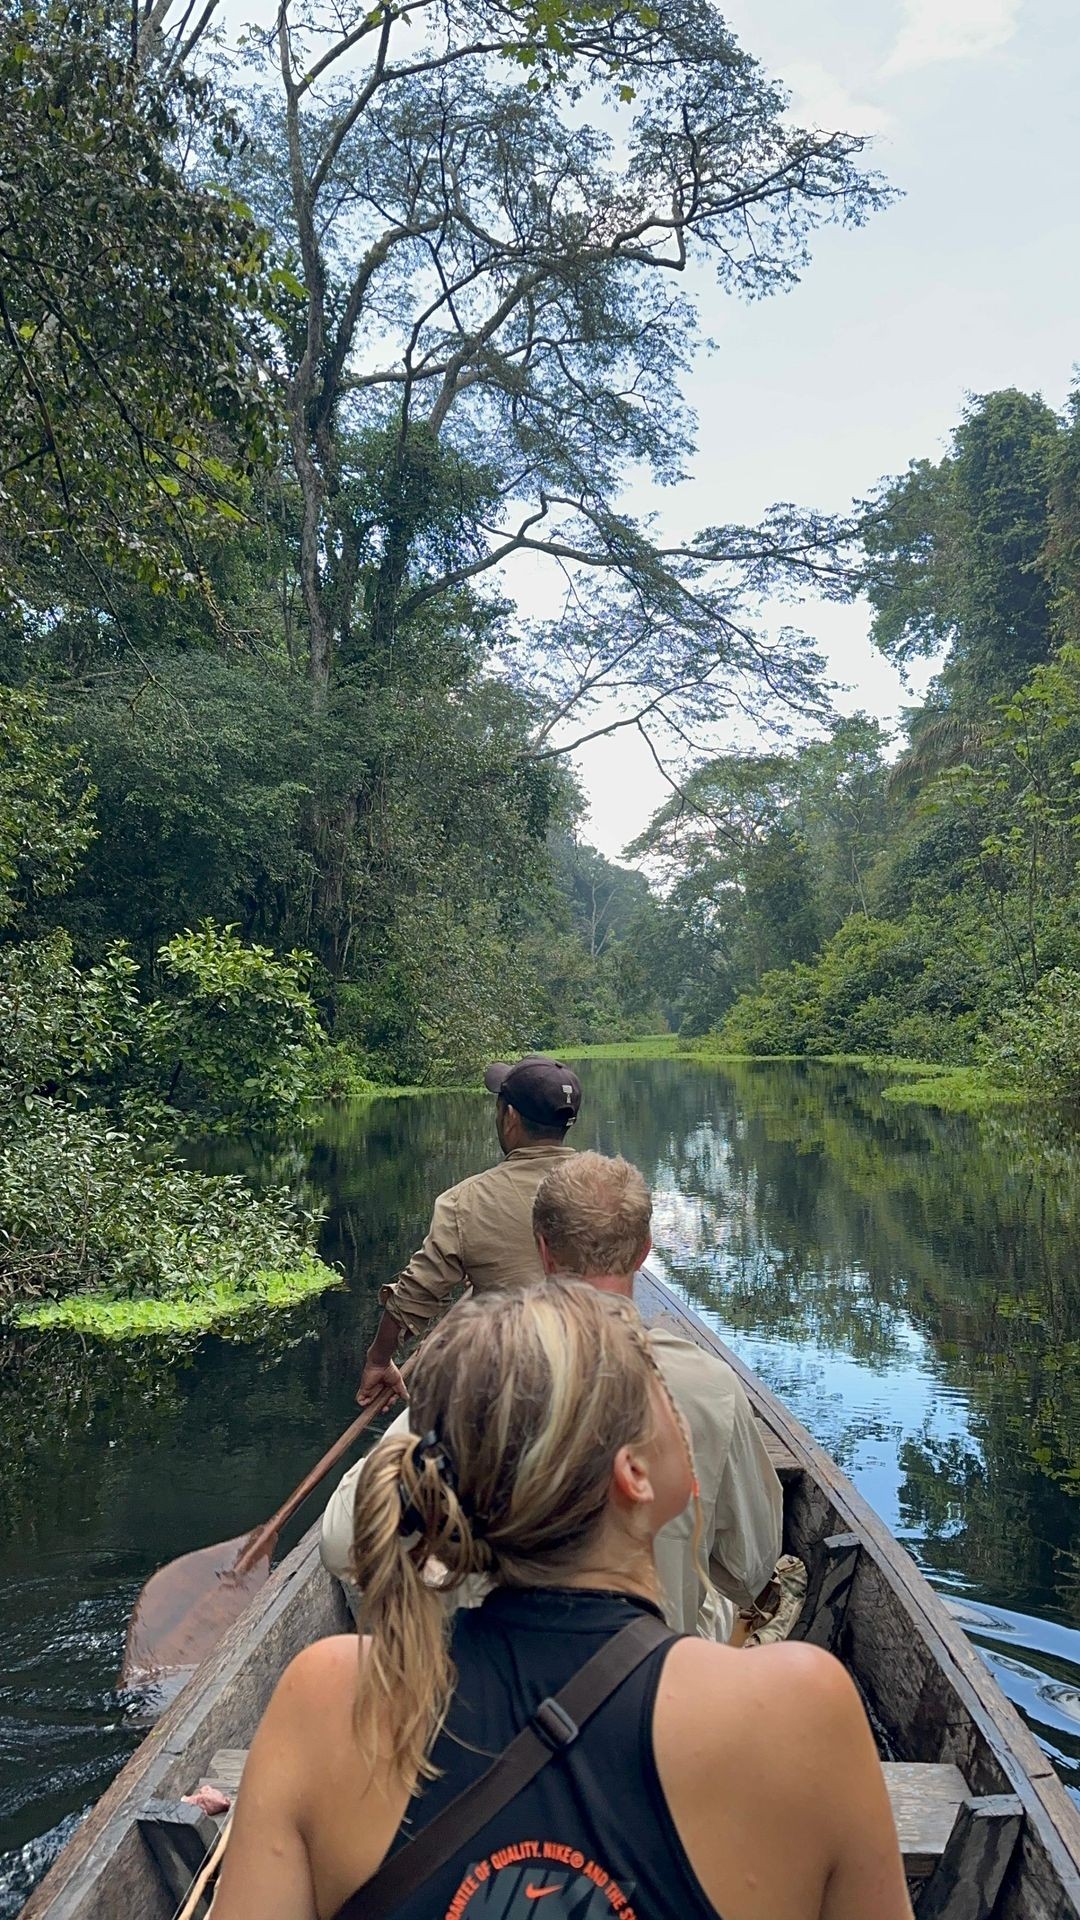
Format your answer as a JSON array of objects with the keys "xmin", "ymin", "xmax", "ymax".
[{"xmin": 483, "ymin": 1055, "xmax": 582, "ymax": 1128}]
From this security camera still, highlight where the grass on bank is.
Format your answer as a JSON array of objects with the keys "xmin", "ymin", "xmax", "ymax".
[
  {"xmin": 558, "ymin": 1035, "xmax": 684, "ymax": 1062},
  {"xmin": 13, "ymin": 1254, "xmax": 342, "ymax": 1340},
  {"xmin": 692, "ymin": 1042, "xmax": 1022, "ymax": 1111},
  {"xmin": 558, "ymin": 1034, "xmax": 1020, "ymax": 1112},
  {"xmin": 314, "ymin": 1041, "xmax": 485, "ymax": 1102},
  {"xmin": 319, "ymin": 1028, "xmax": 1023, "ymax": 1115}
]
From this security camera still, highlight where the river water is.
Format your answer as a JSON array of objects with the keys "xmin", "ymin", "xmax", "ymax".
[{"xmin": 2, "ymin": 1057, "xmax": 1080, "ymax": 1912}]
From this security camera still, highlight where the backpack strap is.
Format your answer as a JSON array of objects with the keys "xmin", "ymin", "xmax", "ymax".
[{"xmin": 333, "ymin": 1610, "xmax": 674, "ymax": 1920}]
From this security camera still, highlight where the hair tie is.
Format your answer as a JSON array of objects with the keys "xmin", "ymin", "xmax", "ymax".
[{"xmin": 397, "ymin": 1429, "xmax": 460, "ymax": 1539}]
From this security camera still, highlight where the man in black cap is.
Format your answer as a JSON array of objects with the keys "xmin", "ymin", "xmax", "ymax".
[{"xmin": 353, "ymin": 1055, "xmax": 582, "ymax": 1407}]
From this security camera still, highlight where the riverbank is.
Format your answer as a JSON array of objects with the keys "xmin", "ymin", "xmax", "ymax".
[
  {"xmin": 559, "ymin": 1035, "xmax": 1022, "ymax": 1112},
  {"xmin": 320, "ymin": 1026, "xmax": 1023, "ymax": 1113}
]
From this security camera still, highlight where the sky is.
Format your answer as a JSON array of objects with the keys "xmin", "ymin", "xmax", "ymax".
[{"xmin": 567, "ymin": 0, "xmax": 1080, "ymax": 858}]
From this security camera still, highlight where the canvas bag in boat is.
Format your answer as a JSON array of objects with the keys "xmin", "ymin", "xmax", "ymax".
[{"xmin": 332, "ymin": 1611, "xmax": 674, "ymax": 1920}]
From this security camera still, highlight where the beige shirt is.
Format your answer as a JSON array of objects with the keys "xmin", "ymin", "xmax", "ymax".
[
  {"xmin": 378, "ymin": 1144, "xmax": 577, "ymax": 1337},
  {"xmin": 322, "ymin": 1313, "xmax": 782, "ymax": 1641},
  {"xmin": 648, "ymin": 1322, "xmax": 782, "ymax": 1636}
]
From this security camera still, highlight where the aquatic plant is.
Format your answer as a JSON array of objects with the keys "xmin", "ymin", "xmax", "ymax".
[{"xmin": 12, "ymin": 1256, "xmax": 341, "ymax": 1340}]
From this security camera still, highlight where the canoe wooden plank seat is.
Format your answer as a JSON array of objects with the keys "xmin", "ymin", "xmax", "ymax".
[
  {"xmin": 140, "ymin": 1745, "xmax": 1016, "ymax": 1909},
  {"xmin": 138, "ymin": 1751, "xmax": 247, "ymax": 1915},
  {"xmin": 878, "ymin": 1763, "xmax": 1023, "ymax": 1912},
  {"xmin": 22, "ymin": 1266, "xmax": 1080, "ymax": 1920},
  {"xmin": 136, "ymin": 1801, "xmax": 219, "ymax": 1912}
]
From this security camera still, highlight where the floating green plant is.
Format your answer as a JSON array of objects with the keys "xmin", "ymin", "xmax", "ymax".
[{"xmin": 13, "ymin": 1255, "xmax": 342, "ymax": 1341}]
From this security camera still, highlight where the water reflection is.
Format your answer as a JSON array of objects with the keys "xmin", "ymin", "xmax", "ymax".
[{"xmin": 2, "ymin": 1060, "xmax": 1080, "ymax": 1908}]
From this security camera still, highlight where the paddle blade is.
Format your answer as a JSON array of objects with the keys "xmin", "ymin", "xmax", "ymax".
[{"xmin": 120, "ymin": 1531, "xmax": 273, "ymax": 1686}]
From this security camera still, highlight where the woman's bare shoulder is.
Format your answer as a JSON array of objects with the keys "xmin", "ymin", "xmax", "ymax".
[
  {"xmin": 660, "ymin": 1636, "xmax": 860, "ymax": 1747},
  {"xmin": 262, "ymin": 1634, "xmax": 360, "ymax": 1733},
  {"xmin": 666, "ymin": 1633, "xmax": 851, "ymax": 1686}
]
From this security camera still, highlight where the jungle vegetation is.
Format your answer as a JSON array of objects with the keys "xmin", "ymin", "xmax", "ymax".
[{"xmin": 636, "ymin": 388, "xmax": 1080, "ymax": 1104}]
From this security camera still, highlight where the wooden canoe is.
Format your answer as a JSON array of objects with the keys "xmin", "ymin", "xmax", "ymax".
[{"xmin": 20, "ymin": 1268, "xmax": 1080, "ymax": 1920}]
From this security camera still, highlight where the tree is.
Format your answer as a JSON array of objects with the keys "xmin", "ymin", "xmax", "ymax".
[
  {"xmin": 795, "ymin": 714, "xmax": 888, "ymax": 923},
  {"xmin": 0, "ymin": 741, "xmax": 324, "ymax": 1309},
  {"xmin": 626, "ymin": 720, "xmax": 891, "ymax": 1032},
  {"xmin": 1042, "ymin": 383, "xmax": 1080, "ymax": 649},
  {"xmin": 0, "ymin": 1, "xmax": 278, "ymax": 615},
  {"xmin": 934, "ymin": 644, "xmax": 1080, "ymax": 996},
  {"xmin": 627, "ymin": 753, "xmax": 820, "ymax": 1028},
  {"xmin": 861, "ymin": 389, "xmax": 1062, "ymax": 703},
  {"xmin": 219, "ymin": 0, "xmax": 888, "ymax": 759}
]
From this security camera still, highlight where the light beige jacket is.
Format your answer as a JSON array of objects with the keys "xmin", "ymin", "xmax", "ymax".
[
  {"xmin": 648, "ymin": 1322, "xmax": 782, "ymax": 1635},
  {"xmin": 379, "ymin": 1144, "xmax": 577, "ymax": 1337},
  {"xmin": 321, "ymin": 1316, "xmax": 782, "ymax": 1640}
]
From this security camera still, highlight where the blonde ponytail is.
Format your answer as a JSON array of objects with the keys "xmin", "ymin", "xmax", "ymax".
[
  {"xmin": 351, "ymin": 1427, "xmax": 492, "ymax": 1781},
  {"xmin": 349, "ymin": 1279, "xmax": 670, "ymax": 1788}
]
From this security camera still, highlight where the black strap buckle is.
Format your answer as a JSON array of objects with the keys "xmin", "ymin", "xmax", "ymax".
[{"xmin": 531, "ymin": 1697, "xmax": 579, "ymax": 1750}]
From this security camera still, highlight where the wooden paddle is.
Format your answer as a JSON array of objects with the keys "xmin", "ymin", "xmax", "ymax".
[{"xmin": 120, "ymin": 1358, "xmax": 416, "ymax": 1686}]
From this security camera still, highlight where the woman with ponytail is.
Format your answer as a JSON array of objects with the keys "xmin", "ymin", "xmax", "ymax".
[{"xmin": 213, "ymin": 1280, "xmax": 912, "ymax": 1920}]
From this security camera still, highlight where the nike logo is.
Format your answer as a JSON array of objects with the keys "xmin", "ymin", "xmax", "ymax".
[{"xmin": 525, "ymin": 1887, "xmax": 561, "ymax": 1900}]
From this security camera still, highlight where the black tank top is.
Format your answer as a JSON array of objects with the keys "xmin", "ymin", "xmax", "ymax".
[{"xmin": 378, "ymin": 1586, "xmax": 723, "ymax": 1920}]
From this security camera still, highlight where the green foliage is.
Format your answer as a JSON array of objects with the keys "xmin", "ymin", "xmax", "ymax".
[
  {"xmin": 0, "ymin": 2, "xmax": 280, "ymax": 610},
  {"xmin": 231, "ymin": 0, "xmax": 889, "ymax": 838},
  {"xmin": 0, "ymin": 684, "xmax": 95, "ymax": 926},
  {"xmin": 628, "ymin": 718, "xmax": 890, "ymax": 1033},
  {"xmin": 0, "ymin": 765, "xmax": 324, "ymax": 1312},
  {"xmin": 0, "ymin": 932, "xmax": 141, "ymax": 1106},
  {"xmin": 13, "ymin": 1254, "xmax": 340, "ymax": 1338},
  {"xmin": 48, "ymin": 652, "xmax": 318, "ymax": 956},
  {"xmin": 1043, "ymin": 391, "xmax": 1080, "ymax": 646},
  {"xmin": 0, "ymin": 1095, "xmax": 315, "ymax": 1308},
  {"xmin": 146, "ymin": 923, "xmax": 322, "ymax": 1134},
  {"xmin": 862, "ymin": 389, "xmax": 1062, "ymax": 699},
  {"xmin": 2, "ymin": 0, "xmax": 897, "ymax": 1112},
  {"xmin": 716, "ymin": 960, "xmax": 821, "ymax": 1056},
  {"xmin": 335, "ymin": 892, "xmax": 542, "ymax": 1087},
  {"xmin": 717, "ymin": 913, "xmax": 986, "ymax": 1063},
  {"xmin": 521, "ymin": 835, "xmax": 662, "ymax": 1046},
  {"xmin": 558, "ymin": 1034, "xmax": 680, "ymax": 1061},
  {"xmin": 644, "ymin": 387, "xmax": 1080, "ymax": 1109},
  {"xmin": 989, "ymin": 970, "xmax": 1080, "ymax": 1104},
  {"xmin": 0, "ymin": 920, "xmax": 324, "ymax": 1137}
]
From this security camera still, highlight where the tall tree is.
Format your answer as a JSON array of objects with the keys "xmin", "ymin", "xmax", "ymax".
[
  {"xmin": 626, "ymin": 752, "xmax": 819, "ymax": 1026},
  {"xmin": 1042, "ymin": 383, "xmax": 1080, "ymax": 649},
  {"xmin": 220, "ymin": 0, "xmax": 888, "ymax": 752}
]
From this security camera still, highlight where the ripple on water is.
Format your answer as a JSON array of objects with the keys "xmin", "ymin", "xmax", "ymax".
[
  {"xmin": 6, "ymin": 1064, "xmax": 1080, "ymax": 1899},
  {"xmin": 0, "ymin": 1563, "xmax": 143, "ymax": 1908}
]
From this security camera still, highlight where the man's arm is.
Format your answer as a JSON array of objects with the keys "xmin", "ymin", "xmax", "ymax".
[
  {"xmin": 708, "ymin": 1381, "xmax": 784, "ymax": 1610},
  {"xmin": 356, "ymin": 1189, "xmax": 464, "ymax": 1405}
]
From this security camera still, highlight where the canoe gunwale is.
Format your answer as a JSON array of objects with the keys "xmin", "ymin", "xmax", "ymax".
[{"xmin": 19, "ymin": 1525, "xmax": 347, "ymax": 1920}]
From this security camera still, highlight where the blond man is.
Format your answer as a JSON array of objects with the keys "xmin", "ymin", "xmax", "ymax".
[{"xmin": 532, "ymin": 1151, "xmax": 785, "ymax": 1640}]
